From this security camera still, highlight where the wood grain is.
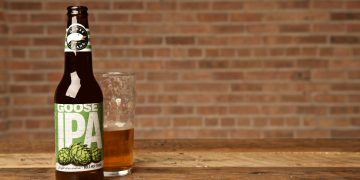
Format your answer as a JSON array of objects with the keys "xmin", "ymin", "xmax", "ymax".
[
  {"xmin": 1, "ymin": 138, "xmax": 360, "ymax": 153},
  {"xmin": 0, "ymin": 151, "xmax": 359, "ymax": 168},
  {"xmin": 0, "ymin": 139, "xmax": 359, "ymax": 179},
  {"xmin": 1, "ymin": 168, "xmax": 360, "ymax": 180}
]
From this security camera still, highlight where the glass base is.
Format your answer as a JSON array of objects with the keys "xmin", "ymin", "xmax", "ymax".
[{"xmin": 104, "ymin": 168, "xmax": 132, "ymax": 177}]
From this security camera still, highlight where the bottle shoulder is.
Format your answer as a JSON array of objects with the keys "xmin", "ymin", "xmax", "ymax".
[{"xmin": 55, "ymin": 76, "xmax": 103, "ymax": 104}]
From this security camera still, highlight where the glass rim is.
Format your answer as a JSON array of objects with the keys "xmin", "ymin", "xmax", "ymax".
[{"xmin": 95, "ymin": 72, "xmax": 135, "ymax": 77}]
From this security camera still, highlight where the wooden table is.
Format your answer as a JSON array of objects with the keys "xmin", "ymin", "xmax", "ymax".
[{"xmin": 0, "ymin": 138, "xmax": 359, "ymax": 179}]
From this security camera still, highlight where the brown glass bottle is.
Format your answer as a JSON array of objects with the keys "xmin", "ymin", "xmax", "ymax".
[{"xmin": 54, "ymin": 6, "xmax": 103, "ymax": 180}]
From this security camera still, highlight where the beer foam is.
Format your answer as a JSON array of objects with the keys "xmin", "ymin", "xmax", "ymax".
[{"xmin": 104, "ymin": 122, "xmax": 133, "ymax": 131}]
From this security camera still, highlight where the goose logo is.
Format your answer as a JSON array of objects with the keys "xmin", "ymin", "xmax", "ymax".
[{"xmin": 66, "ymin": 24, "xmax": 89, "ymax": 51}]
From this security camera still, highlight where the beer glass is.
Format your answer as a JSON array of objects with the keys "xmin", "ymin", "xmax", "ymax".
[{"xmin": 96, "ymin": 72, "xmax": 135, "ymax": 177}]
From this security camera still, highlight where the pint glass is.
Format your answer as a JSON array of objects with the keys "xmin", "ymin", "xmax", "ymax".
[{"xmin": 96, "ymin": 72, "xmax": 135, "ymax": 177}]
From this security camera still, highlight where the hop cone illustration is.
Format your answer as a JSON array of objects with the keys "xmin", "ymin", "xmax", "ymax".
[
  {"xmin": 57, "ymin": 147, "xmax": 71, "ymax": 165},
  {"xmin": 70, "ymin": 143, "xmax": 92, "ymax": 166},
  {"xmin": 91, "ymin": 147, "xmax": 102, "ymax": 163}
]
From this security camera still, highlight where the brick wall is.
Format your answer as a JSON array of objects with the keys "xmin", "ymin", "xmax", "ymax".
[
  {"xmin": 2, "ymin": 0, "xmax": 360, "ymax": 138},
  {"xmin": 0, "ymin": 0, "xmax": 8, "ymax": 135}
]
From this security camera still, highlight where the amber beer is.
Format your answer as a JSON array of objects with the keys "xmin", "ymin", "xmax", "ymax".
[
  {"xmin": 104, "ymin": 128, "xmax": 134, "ymax": 171},
  {"xmin": 54, "ymin": 6, "xmax": 104, "ymax": 180}
]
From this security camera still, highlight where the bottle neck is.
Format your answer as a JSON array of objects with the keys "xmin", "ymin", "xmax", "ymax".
[{"xmin": 64, "ymin": 7, "xmax": 94, "ymax": 81}]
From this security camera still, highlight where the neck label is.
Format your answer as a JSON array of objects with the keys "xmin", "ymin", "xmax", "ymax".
[{"xmin": 65, "ymin": 23, "xmax": 91, "ymax": 52}]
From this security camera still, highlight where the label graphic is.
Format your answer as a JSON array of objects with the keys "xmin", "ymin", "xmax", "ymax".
[
  {"xmin": 65, "ymin": 23, "xmax": 91, "ymax": 52},
  {"xmin": 55, "ymin": 103, "xmax": 103, "ymax": 172}
]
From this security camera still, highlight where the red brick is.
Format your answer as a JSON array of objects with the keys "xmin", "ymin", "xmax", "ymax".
[
  {"xmin": 347, "ymin": 1, "xmax": 360, "ymax": 9},
  {"xmin": 165, "ymin": 36, "xmax": 194, "ymax": 45},
  {"xmin": 313, "ymin": 0, "xmax": 344, "ymax": 9},
  {"xmin": 198, "ymin": 37, "xmax": 228, "ymax": 45},
  {"xmin": 205, "ymin": 49, "xmax": 219, "ymax": 57},
  {"xmin": 147, "ymin": 95, "xmax": 177, "ymax": 103},
  {"xmin": 243, "ymin": 2, "xmax": 277, "ymax": 10},
  {"xmin": 199, "ymin": 60, "xmax": 229, "ymax": 69},
  {"xmin": 265, "ymin": 12, "xmax": 328, "ymax": 21},
  {"xmin": 231, "ymin": 83, "xmax": 262, "ymax": 92},
  {"xmin": 264, "ymin": 60, "xmax": 294, "ymax": 68},
  {"xmin": 214, "ymin": 25, "xmax": 244, "ymax": 33},
  {"xmin": 247, "ymin": 24, "xmax": 278, "ymax": 33},
  {"xmin": 177, "ymin": 95, "xmax": 212, "ymax": 103},
  {"xmin": 312, "ymin": 70, "xmax": 346, "ymax": 80},
  {"xmin": 136, "ymin": 83, "xmax": 162, "ymax": 92},
  {"xmin": 85, "ymin": 1, "xmax": 110, "ymax": 10},
  {"xmin": 132, "ymin": 13, "xmax": 162, "ymax": 22},
  {"xmin": 332, "ymin": 130, "xmax": 360, "ymax": 138},
  {"xmin": 331, "ymin": 36, "xmax": 360, "ymax": 44},
  {"xmin": 314, "ymin": 95, "xmax": 346, "ymax": 103},
  {"xmin": 230, "ymin": 130, "xmax": 261, "ymax": 138},
  {"xmin": 278, "ymin": 1, "xmax": 309, "ymax": 9},
  {"xmin": 13, "ymin": 96, "xmax": 47, "ymax": 106},
  {"xmin": 228, "ymin": 36, "xmax": 263, "ymax": 45},
  {"xmin": 181, "ymin": 72, "xmax": 212, "ymax": 81},
  {"xmin": 13, "ymin": 73, "xmax": 44, "ymax": 82},
  {"xmin": 30, "ymin": 14, "xmax": 63, "ymax": 22},
  {"xmin": 7, "ymin": 2, "xmax": 41, "ymax": 10},
  {"xmin": 297, "ymin": 59, "xmax": 328, "ymax": 68},
  {"xmin": 165, "ymin": 61, "xmax": 196, "ymax": 69},
  {"xmin": 137, "ymin": 118, "xmax": 157, "ymax": 127},
  {"xmin": 236, "ymin": 118, "xmax": 251, "ymax": 127},
  {"xmin": 163, "ymin": 84, "xmax": 195, "ymax": 92},
  {"xmin": 146, "ymin": 2, "xmax": 177, "ymax": 11},
  {"xmin": 5, "ymin": 13, "xmax": 28, "ymax": 23},
  {"xmin": 332, "ymin": 83, "xmax": 360, "ymax": 91},
  {"xmin": 330, "ymin": 106, "xmax": 360, "ymax": 115},
  {"xmin": 180, "ymin": 25, "xmax": 210, "ymax": 34},
  {"xmin": 133, "ymin": 37, "xmax": 162, "ymax": 45},
  {"xmin": 163, "ymin": 107, "xmax": 193, "ymax": 115},
  {"xmin": 136, "ymin": 106, "xmax": 161, "ymax": 115},
  {"xmin": 298, "ymin": 106, "xmax": 327, "ymax": 115},
  {"xmin": 197, "ymin": 106, "xmax": 227, "ymax": 115},
  {"xmin": 253, "ymin": 118, "xmax": 267, "ymax": 127},
  {"xmin": 280, "ymin": 95, "xmax": 308, "ymax": 103},
  {"xmin": 205, "ymin": 118, "xmax": 219, "ymax": 127},
  {"xmin": 280, "ymin": 24, "xmax": 310, "ymax": 32},
  {"xmin": 220, "ymin": 118, "xmax": 235, "ymax": 127},
  {"xmin": 180, "ymin": 2, "xmax": 209, "ymax": 10},
  {"xmin": 97, "ymin": 14, "xmax": 128, "ymax": 22},
  {"xmin": 347, "ymin": 24, "xmax": 360, "ymax": 32},
  {"xmin": 147, "ymin": 72, "xmax": 178, "ymax": 81},
  {"xmin": 314, "ymin": 24, "xmax": 346, "ymax": 32},
  {"xmin": 297, "ymin": 36, "xmax": 327, "ymax": 44},
  {"xmin": 213, "ymin": 72, "xmax": 243, "ymax": 80},
  {"xmin": 173, "ymin": 118, "xmax": 202, "ymax": 127},
  {"xmin": 264, "ymin": 130, "xmax": 294, "ymax": 138},
  {"xmin": 262, "ymin": 106, "xmax": 297, "ymax": 115},
  {"xmin": 230, "ymin": 13, "xmax": 262, "ymax": 22},
  {"xmin": 269, "ymin": 118, "xmax": 285, "ymax": 127},
  {"xmin": 11, "ymin": 25, "xmax": 43, "ymax": 34},
  {"xmin": 331, "ymin": 13, "xmax": 360, "ymax": 21},
  {"xmin": 296, "ymin": 130, "xmax": 330, "ymax": 138},
  {"xmin": 213, "ymin": 1, "xmax": 243, "ymax": 10},
  {"xmin": 196, "ymin": 129, "xmax": 228, "ymax": 138},
  {"xmin": 197, "ymin": 13, "xmax": 228, "ymax": 22},
  {"xmin": 114, "ymin": 2, "xmax": 143, "ymax": 10},
  {"xmin": 228, "ymin": 106, "xmax": 259, "ymax": 114}
]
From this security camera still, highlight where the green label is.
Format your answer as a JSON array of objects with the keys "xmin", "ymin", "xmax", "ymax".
[
  {"xmin": 55, "ymin": 103, "xmax": 103, "ymax": 172},
  {"xmin": 64, "ymin": 23, "xmax": 91, "ymax": 52}
]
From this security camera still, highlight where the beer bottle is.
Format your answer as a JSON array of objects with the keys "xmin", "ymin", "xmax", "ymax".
[{"xmin": 54, "ymin": 6, "xmax": 104, "ymax": 180}]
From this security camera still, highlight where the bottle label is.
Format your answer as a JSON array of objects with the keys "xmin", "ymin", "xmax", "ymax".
[
  {"xmin": 55, "ymin": 103, "xmax": 103, "ymax": 172},
  {"xmin": 64, "ymin": 23, "xmax": 91, "ymax": 52}
]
